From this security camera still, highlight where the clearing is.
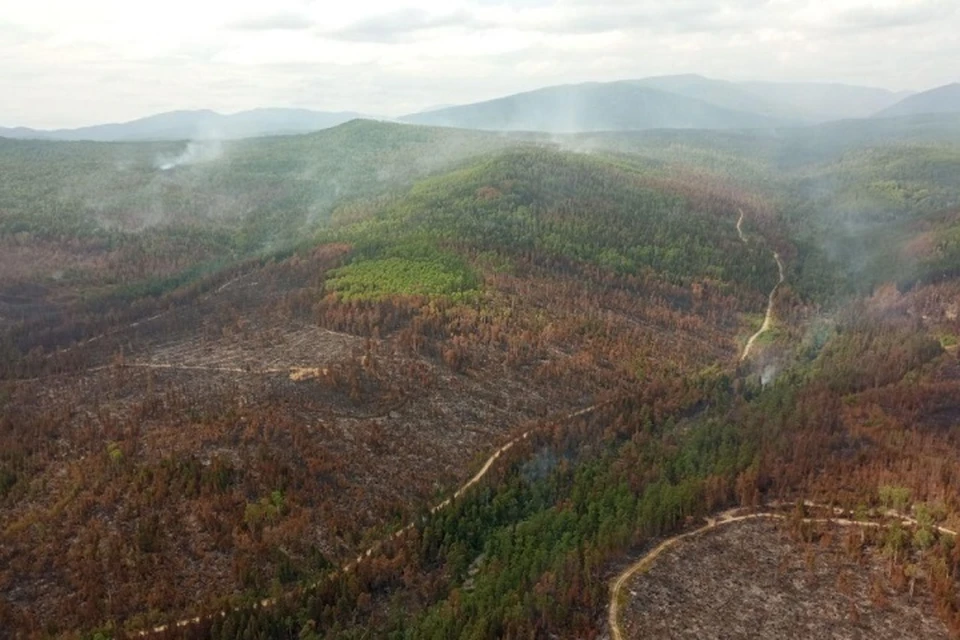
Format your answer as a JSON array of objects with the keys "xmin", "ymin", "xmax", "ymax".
[{"xmin": 618, "ymin": 517, "xmax": 950, "ymax": 639}]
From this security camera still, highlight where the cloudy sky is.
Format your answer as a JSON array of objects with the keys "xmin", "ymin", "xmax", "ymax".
[{"xmin": 2, "ymin": 0, "xmax": 958, "ymax": 128}]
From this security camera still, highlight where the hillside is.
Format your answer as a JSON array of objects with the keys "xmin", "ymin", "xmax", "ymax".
[
  {"xmin": 739, "ymin": 80, "xmax": 911, "ymax": 121},
  {"xmin": 875, "ymin": 83, "xmax": 960, "ymax": 118},
  {"xmin": 631, "ymin": 74, "xmax": 806, "ymax": 123},
  {"xmin": 0, "ymin": 143, "xmax": 780, "ymax": 634},
  {"xmin": 0, "ymin": 119, "xmax": 519, "ymax": 352},
  {"xmin": 0, "ymin": 120, "xmax": 510, "ymax": 259},
  {"xmin": 3, "ymin": 118, "xmax": 960, "ymax": 638},
  {"xmin": 400, "ymin": 82, "xmax": 787, "ymax": 132},
  {"xmin": 400, "ymin": 77, "xmax": 918, "ymax": 133},
  {"xmin": 0, "ymin": 108, "xmax": 370, "ymax": 142},
  {"xmin": 185, "ymin": 272, "xmax": 960, "ymax": 639}
]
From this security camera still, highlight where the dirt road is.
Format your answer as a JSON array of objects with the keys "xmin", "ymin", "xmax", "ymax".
[
  {"xmin": 736, "ymin": 209, "xmax": 785, "ymax": 361},
  {"xmin": 138, "ymin": 399, "xmax": 609, "ymax": 636},
  {"xmin": 608, "ymin": 505, "xmax": 957, "ymax": 640}
]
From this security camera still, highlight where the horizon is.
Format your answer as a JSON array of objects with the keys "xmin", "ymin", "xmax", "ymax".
[
  {"xmin": 0, "ymin": 72, "xmax": 952, "ymax": 131},
  {"xmin": 3, "ymin": 0, "xmax": 959, "ymax": 129}
]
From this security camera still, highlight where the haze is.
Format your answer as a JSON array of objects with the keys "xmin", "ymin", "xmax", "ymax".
[{"xmin": 2, "ymin": 0, "xmax": 959, "ymax": 129}]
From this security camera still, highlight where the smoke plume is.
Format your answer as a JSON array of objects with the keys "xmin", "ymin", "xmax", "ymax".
[{"xmin": 156, "ymin": 140, "xmax": 223, "ymax": 171}]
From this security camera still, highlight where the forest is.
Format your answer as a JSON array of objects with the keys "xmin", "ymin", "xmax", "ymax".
[{"xmin": 1, "ymin": 115, "xmax": 960, "ymax": 638}]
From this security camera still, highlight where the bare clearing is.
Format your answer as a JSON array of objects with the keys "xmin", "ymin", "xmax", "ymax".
[{"xmin": 619, "ymin": 518, "xmax": 950, "ymax": 640}]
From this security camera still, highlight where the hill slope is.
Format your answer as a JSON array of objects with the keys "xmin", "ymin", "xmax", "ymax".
[
  {"xmin": 0, "ymin": 145, "xmax": 779, "ymax": 633},
  {"xmin": 632, "ymin": 75, "xmax": 911, "ymax": 123},
  {"xmin": 0, "ymin": 119, "xmax": 510, "ymax": 242},
  {"xmin": 738, "ymin": 80, "xmax": 910, "ymax": 121},
  {"xmin": 400, "ymin": 82, "xmax": 787, "ymax": 132},
  {"xmin": 631, "ymin": 74, "xmax": 806, "ymax": 123},
  {"xmin": 875, "ymin": 83, "xmax": 960, "ymax": 118},
  {"xmin": 0, "ymin": 119, "xmax": 515, "ymax": 339},
  {"xmin": 401, "ymin": 77, "xmax": 916, "ymax": 132},
  {"xmin": 4, "ymin": 117, "xmax": 960, "ymax": 638},
  {"xmin": 0, "ymin": 108, "xmax": 370, "ymax": 141}
]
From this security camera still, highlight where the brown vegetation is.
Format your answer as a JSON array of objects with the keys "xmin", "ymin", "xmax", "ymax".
[{"xmin": 0, "ymin": 224, "xmax": 752, "ymax": 633}]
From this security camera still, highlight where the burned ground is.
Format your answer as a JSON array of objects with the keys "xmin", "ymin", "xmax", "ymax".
[{"xmin": 620, "ymin": 518, "xmax": 951, "ymax": 640}]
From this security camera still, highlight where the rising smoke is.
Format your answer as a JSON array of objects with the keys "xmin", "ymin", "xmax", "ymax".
[{"xmin": 155, "ymin": 140, "xmax": 223, "ymax": 171}]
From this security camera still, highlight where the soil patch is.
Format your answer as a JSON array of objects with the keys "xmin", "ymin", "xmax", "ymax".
[{"xmin": 621, "ymin": 518, "xmax": 950, "ymax": 639}]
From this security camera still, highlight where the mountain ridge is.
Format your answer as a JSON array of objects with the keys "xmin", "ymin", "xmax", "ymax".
[
  {"xmin": 399, "ymin": 75, "xmax": 916, "ymax": 132},
  {"xmin": 0, "ymin": 75, "xmax": 932, "ymax": 141},
  {"xmin": 399, "ymin": 81, "xmax": 792, "ymax": 132},
  {"xmin": 874, "ymin": 82, "xmax": 960, "ymax": 118},
  {"xmin": 0, "ymin": 108, "xmax": 372, "ymax": 142}
]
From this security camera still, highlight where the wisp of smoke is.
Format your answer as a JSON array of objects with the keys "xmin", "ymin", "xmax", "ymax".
[
  {"xmin": 155, "ymin": 140, "xmax": 223, "ymax": 171},
  {"xmin": 760, "ymin": 363, "xmax": 779, "ymax": 386}
]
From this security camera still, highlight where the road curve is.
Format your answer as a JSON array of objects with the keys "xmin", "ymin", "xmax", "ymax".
[
  {"xmin": 608, "ymin": 504, "xmax": 957, "ymax": 640},
  {"xmin": 132, "ymin": 208, "xmax": 775, "ymax": 635},
  {"xmin": 736, "ymin": 209, "xmax": 785, "ymax": 361},
  {"xmin": 138, "ymin": 399, "xmax": 611, "ymax": 636}
]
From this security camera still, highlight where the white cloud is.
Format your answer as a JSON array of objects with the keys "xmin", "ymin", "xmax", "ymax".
[
  {"xmin": 0, "ymin": 0, "xmax": 957, "ymax": 128},
  {"xmin": 227, "ymin": 12, "xmax": 316, "ymax": 31}
]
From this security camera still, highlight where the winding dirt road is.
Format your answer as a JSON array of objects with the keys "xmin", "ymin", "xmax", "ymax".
[
  {"xmin": 138, "ymin": 399, "xmax": 610, "ymax": 636},
  {"xmin": 608, "ymin": 212, "xmax": 955, "ymax": 638},
  {"xmin": 132, "ymin": 209, "xmax": 782, "ymax": 635},
  {"xmin": 608, "ymin": 505, "xmax": 957, "ymax": 640},
  {"xmin": 135, "ymin": 208, "xmax": 786, "ymax": 635},
  {"xmin": 736, "ymin": 209, "xmax": 785, "ymax": 361}
]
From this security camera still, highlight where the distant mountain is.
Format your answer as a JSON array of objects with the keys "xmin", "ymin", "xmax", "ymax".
[
  {"xmin": 737, "ymin": 81, "xmax": 911, "ymax": 121},
  {"xmin": 0, "ymin": 108, "xmax": 370, "ymax": 141},
  {"xmin": 630, "ymin": 74, "xmax": 807, "ymax": 122},
  {"xmin": 399, "ymin": 77, "xmax": 918, "ymax": 133},
  {"xmin": 634, "ymin": 75, "xmax": 911, "ymax": 123},
  {"xmin": 409, "ymin": 103, "xmax": 458, "ymax": 114},
  {"xmin": 399, "ymin": 82, "xmax": 788, "ymax": 133},
  {"xmin": 874, "ymin": 83, "xmax": 960, "ymax": 118},
  {"xmin": 0, "ymin": 76, "xmax": 926, "ymax": 141}
]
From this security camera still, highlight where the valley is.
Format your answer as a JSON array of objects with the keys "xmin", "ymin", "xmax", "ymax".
[
  {"xmin": 2, "ymin": 111, "xmax": 960, "ymax": 638},
  {"xmin": 734, "ymin": 208, "xmax": 785, "ymax": 362}
]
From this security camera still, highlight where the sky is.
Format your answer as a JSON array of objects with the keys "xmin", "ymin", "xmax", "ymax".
[{"xmin": 1, "ymin": 0, "xmax": 959, "ymax": 128}]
